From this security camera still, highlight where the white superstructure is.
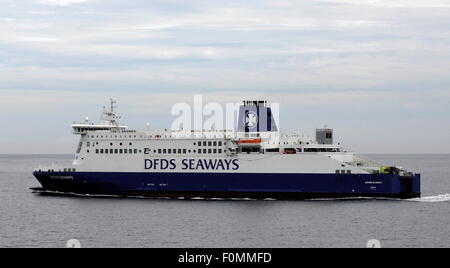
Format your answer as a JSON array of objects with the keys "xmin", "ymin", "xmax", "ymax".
[{"xmin": 61, "ymin": 99, "xmax": 385, "ymax": 176}]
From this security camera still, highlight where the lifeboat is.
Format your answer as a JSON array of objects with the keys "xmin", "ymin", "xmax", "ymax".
[{"xmin": 239, "ymin": 138, "xmax": 262, "ymax": 144}]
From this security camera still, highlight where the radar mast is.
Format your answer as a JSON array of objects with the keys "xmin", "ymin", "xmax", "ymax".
[{"xmin": 101, "ymin": 98, "xmax": 121, "ymax": 126}]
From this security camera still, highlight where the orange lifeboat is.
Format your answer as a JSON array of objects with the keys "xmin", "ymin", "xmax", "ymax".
[{"xmin": 239, "ymin": 138, "xmax": 262, "ymax": 144}]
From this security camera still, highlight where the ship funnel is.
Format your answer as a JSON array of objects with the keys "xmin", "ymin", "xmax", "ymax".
[{"xmin": 237, "ymin": 101, "xmax": 278, "ymax": 133}]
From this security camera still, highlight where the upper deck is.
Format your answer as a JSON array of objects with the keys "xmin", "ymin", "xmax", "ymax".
[{"xmin": 72, "ymin": 99, "xmax": 344, "ymax": 156}]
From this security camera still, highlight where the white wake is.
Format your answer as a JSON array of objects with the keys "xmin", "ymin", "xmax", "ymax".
[{"xmin": 407, "ymin": 194, "xmax": 450, "ymax": 203}]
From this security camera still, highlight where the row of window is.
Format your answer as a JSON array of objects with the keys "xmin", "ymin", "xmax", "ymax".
[
  {"xmin": 336, "ymin": 170, "xmax": 352, "ymax": 174},
  {"xmin": 303, "ymin": 148, "xmax": 341, "ymax": 153},
  {"xmin": 194, "ymin": 141, "xmax": 225, "ymax": 147},
  {"xmin": 146, "ymin": 148, "xmax": 224, "ymax": 155},
  {"xmin": 87, "ymin": 142, "xmax": 133, "ymax": 147},
  {"xmin": 270, "ymin": 148, "xmax": 341, "ymax": 153},
  {"xmin": 87, "ymin": 141, "xmax": 226, "ymax": 148},
  {"xmin": 87, "ymin": 135, "xmax": 139, "ymax": 139},
  {"xmin": 93, "ymin": 148, "xmax": 225, "ymax": 155},
  {"xmin": 95, "ymin": 149, "xmax": 140, "ymax": 154}
]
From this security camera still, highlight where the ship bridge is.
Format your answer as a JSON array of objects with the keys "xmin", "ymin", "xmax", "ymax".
[
  {"xmin": 72, "ymin": 123, "xmax": 127, "ymax": 134},
  {"xmin": 72, "ymin": 99, "xmax": 128, "ymax": 134}
]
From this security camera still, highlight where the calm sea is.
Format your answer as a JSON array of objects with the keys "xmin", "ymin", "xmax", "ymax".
[{"xmin": 0, "ymin": 154, "xmax": 448, "ymax": 248}]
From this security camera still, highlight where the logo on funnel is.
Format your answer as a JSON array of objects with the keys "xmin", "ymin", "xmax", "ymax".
[{"xmin": 244, "ymin": 111, "xmax": 258, "ymax": 129}]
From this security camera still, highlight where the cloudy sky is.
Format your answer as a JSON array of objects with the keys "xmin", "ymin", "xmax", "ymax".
[{"xmin": 1, "ymin": 0, "xmax": 450, "ymax": 153}]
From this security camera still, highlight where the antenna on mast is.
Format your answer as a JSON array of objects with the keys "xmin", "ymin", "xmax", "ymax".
[
  {"xmin": 101, "ymin": 98, "xmax": 121, "ymax": 126},
  {"xmin": 110, "ymin": 98, "xmax": 117, "ymax": 114}
]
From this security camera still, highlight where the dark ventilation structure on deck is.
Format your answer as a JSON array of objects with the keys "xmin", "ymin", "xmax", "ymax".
[{"xmin": 316, "ymin": 128, "xmax": 333, "ymax": 145}]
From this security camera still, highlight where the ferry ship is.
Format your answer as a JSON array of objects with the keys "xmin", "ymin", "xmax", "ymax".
[{"xmin": 32, "ymin": 99, "xmax": 421, "ymax": 200}]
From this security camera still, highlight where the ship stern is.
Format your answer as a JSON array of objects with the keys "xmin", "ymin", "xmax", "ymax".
[{"xmin": 397, "ymin": 173, "xmax": 421, "ymax": 199}]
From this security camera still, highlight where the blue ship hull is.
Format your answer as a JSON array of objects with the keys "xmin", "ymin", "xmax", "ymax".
[{"xmin": 32, "ymin": 171, "xmax": 421, "ymax": 200}]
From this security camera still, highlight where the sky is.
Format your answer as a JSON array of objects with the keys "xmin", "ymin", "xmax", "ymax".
[{"xmin": 1, "ymin": 0, "xmax": 450, "ymax": 154}]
